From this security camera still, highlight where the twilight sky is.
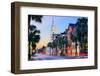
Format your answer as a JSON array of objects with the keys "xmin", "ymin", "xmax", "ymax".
[{"xmin": 30, "ymin": 15, "xmax": 80, "ymax": 49}]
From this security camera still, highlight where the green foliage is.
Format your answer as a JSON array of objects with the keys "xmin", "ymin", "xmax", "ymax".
[
  {"xmin": 48, "ymin": 36, "xmax": 68, "ymax": 49},
  {"xmin": 48, "ymin": 42, "xmax": 53, "ymax": 48},
  {"xmin": 72, "ymin": 17, "xmax": 88, "ymax": 49},
  {"xmin": 28, "ymin": 15, "xmax": 43, "ymax": 50},
  {"xmin": 28, "ymin": 15, "xmax": 43, "ymax": 25}
]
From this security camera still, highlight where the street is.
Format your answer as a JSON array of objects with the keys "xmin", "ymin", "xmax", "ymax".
[{"xmin": 30, "ymin": 53, "xmax": 88, "ymax": 60}]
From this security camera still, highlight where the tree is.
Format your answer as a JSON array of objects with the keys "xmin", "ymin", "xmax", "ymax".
[
  {"xmin": 28, "ymin": 15, "xmax": 43, "ymax": 60},
  {"xmin": 72, "ymin": 17, "xmax": 88, "ymax": 50},
  {"xmin": 53, "ymin": 36, "xmax": 68, "ymax": 56},
  {"xmin": 48, "ymin": 42, "xmax": 53, "ymax": 48}
]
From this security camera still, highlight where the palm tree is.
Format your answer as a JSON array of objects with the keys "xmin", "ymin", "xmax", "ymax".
[
  {"xmin": 28, "ymin": 15, "xmax": 43, "ymax": 60},
  {"xmin": 55, "ymin": 36, "xmax": 68, "ymax": 56}
]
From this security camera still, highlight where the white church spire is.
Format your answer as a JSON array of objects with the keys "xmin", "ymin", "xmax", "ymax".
[{"xmin": 51, "ymin": 17, "xmax": 56, "ymax": 33}]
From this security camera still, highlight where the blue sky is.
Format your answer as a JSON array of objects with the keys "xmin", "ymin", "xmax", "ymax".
[{"xmin": 30, "ymin": 15, "xmax": 80, "ymax": 48}]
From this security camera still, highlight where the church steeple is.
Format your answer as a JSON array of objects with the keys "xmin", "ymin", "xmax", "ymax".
[
  {"xmin": 51, "ymin": 17, "xmax": 56, "ymax": 33},
  {"xmin": 51, "ymin": 17, "xmax": 56, "ymax": 41}
]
